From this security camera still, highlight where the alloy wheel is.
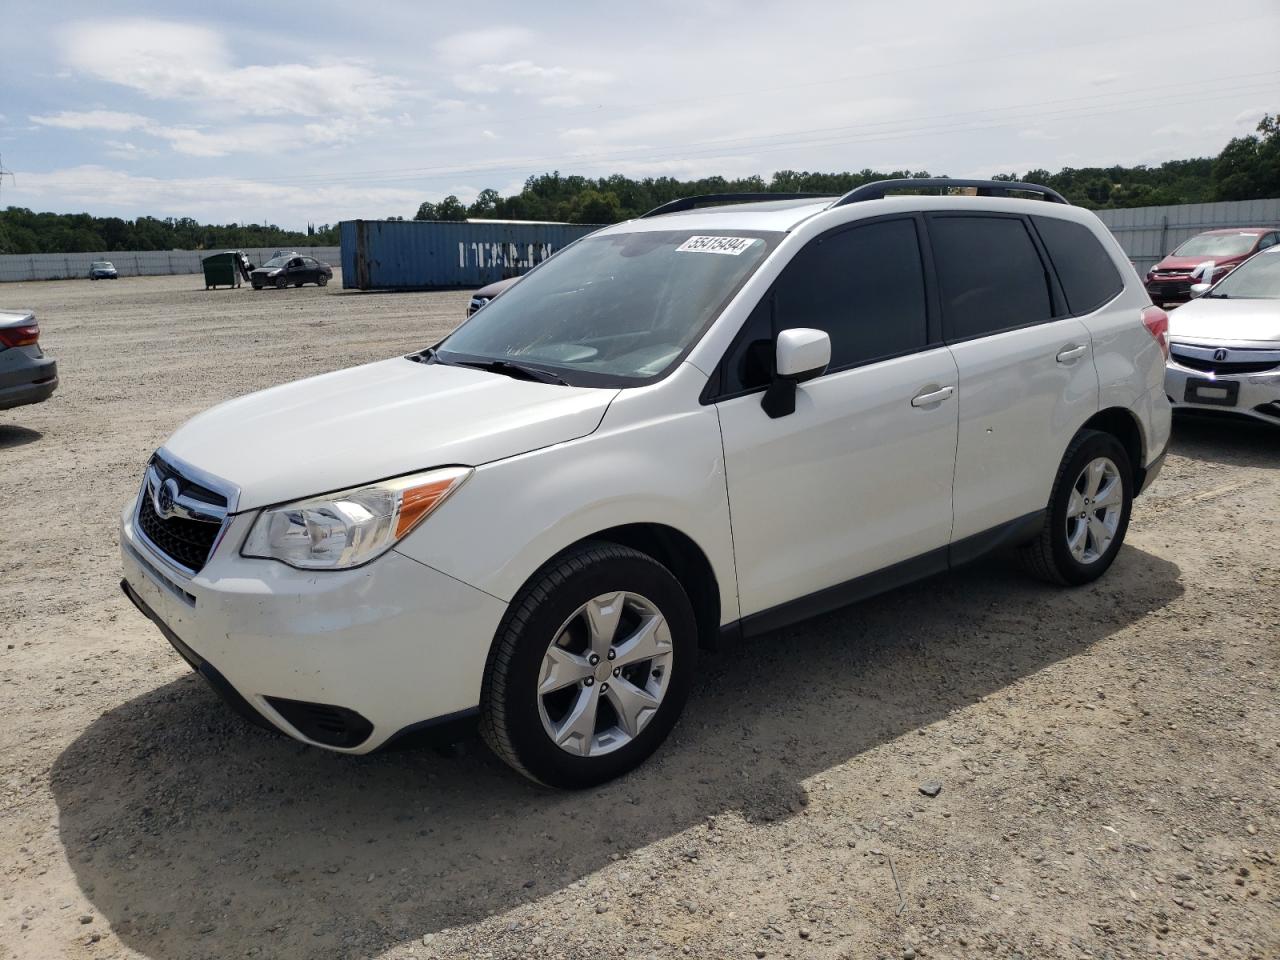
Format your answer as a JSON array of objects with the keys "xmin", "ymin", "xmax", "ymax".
[
  {"xmin": 537, "ymin": 591, "xmax": 673, "ymax": 757},
  {"xmin": 1065, "ymin": 456, "xmax": 1123, "ymax": 564}
]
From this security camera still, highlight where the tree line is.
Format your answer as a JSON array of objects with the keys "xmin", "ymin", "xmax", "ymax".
[
  {"xmin": 0, "ymin": 212, "xmax": 339, "ymax": 256},
  {"xmin": 4, "ymin": 113, "xmax": 1275, "ymax": 253}
]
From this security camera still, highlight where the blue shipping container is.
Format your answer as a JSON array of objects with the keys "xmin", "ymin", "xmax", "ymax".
[{"xmin": 339, "ymin": 219, "xmax": 603, "ymax": 290}]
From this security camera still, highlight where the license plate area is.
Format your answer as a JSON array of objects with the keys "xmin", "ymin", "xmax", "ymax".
[{"xmin": 1184, "ymin": 377, "xmax": 1239, "ymax": 407}]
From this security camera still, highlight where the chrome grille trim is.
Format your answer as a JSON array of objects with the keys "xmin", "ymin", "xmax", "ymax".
[{"xmin": 132, "ymin": 449, "xmax": 241, "ymax": 577}]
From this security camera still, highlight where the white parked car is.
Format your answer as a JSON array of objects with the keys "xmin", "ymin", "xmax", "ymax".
[
  {"xmin": 1164, "ymin": 245, "xmax": 1280, "ymax": 426},
  {"xmin": 120, "ymin": 179, "xmax": 1172, "ymax": 787}
]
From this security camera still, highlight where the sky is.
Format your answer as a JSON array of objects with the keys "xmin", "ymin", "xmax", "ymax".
[{"xmin": 2, "ymin": 0, "xmax": 1278, "ymax": 230}]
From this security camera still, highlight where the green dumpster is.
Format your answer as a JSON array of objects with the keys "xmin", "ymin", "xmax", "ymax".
[{"xmin": 201, "ymin": 251, "xmax": 244, "ymax": 289}]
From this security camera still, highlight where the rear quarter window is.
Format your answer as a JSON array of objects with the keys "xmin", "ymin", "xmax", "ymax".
[{"xmin": 1033, "ymin": 216, "xmax": 1124, "ymax": 315}]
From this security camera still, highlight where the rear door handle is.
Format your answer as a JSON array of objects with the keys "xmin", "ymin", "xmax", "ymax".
[
  {"xmin": 1056, "ymin": 343, "xmax": 1088, "ymax": 363},
  {"xmin": 911, "ymin": 385, "xmax": 954, "ymax": 407}
]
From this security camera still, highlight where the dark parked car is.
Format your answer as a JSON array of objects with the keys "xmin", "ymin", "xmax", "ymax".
[
  {"xmin": 467, "ymin": 275, "xmax": 521, "ymax": 316},
  {"xmin": 0, "ymin": 309, "xmax": 58, "ymax": 411},
  {"xmin": 89, "ymin": 260, "xmax": 119, "ymax": 280},
  {"xmin": 1146, "ymin": 228, "xmax": 1279, "ymax": 304},
  {"xmin": 251, "ymin": 255, "xmax": 333, "ymax": 290}
]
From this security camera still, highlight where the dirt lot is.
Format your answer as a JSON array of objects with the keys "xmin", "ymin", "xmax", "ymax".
[{"xmin": 1, "ymin": 273, "xmax": 1277, "ymax": 960}]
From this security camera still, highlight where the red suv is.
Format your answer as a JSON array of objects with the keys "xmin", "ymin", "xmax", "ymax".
[{"xmin": 1146, "ymin": 228, "xmax": 1279, "ymax": 304}]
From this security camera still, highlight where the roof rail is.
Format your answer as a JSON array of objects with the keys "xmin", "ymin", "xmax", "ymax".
[
  {"xmin": 831, "ymin": 178, "xmax": 1068, "ymax": 207},
  {"xmin": 639, "ymin": 192, "xmax": 833, "ymax": 219}
]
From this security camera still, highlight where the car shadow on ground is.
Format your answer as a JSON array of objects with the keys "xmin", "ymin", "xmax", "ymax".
[
  {"xmin": 52, "ymin": 546, "xmax": 1182, "ymax": 959},
  {"xmin": 1170, "ymin": 412, "xmax": 1280, "ymax": 468},
  {"xmin": 0, "ymin": 424, "xmax": 42, "ymax": 450}
]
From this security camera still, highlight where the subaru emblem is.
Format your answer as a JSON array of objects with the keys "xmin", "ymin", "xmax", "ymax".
[{"xmin": 154, "ymin": 477, "xmax": 180, "ymax": 519}]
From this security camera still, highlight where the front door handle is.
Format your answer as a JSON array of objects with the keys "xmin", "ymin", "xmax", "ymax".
[
  {"xmin": 1056, "ymin": 343, "xmax": 1088, "ymax": 363},
  {"xmin": 911, "ymin": 385, "xmax": 954, "ymax": 407}
]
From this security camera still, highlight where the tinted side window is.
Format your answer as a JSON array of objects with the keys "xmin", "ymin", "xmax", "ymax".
[
  {"xmin": 1033, "ymin": 216, "xmax": 1124, "ymax": 314},
  {"xmin": 720, "ymin": 218, "xmax": 928, "ymax": 393},
  {"xmin": 929, "ymin": 216, "xmax": 1053, "ymax": 341}
]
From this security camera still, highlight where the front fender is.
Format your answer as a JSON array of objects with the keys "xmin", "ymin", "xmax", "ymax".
[{"xmin": 394, "ymin": 370, "xmax": 739, "ymax": 625}]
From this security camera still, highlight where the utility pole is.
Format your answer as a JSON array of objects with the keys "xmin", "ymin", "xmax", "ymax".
[{"xmin": 0, "ymin": 154, "xmax": 13, "ymax": 204}]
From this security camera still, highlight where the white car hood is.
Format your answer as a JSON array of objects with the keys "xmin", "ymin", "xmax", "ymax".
[
  {"xmin": 164, "ymin": 357, "xmax": 618, "ymax": 511},
  {"xmin": 1168, "ymin": 297, "xmax": 1280, "ymax": 346}
]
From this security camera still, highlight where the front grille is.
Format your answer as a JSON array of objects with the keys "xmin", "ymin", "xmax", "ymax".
[
  {"xmin": 135, "ymin": 456, "xmax": 229, "ymax": 573},
  {"xmin": 137, "ymin": 493, "xmax": 221, "ymax": 572},
  {"xmin": 1171, "ymin": 348, "xmax": 1280, "ymax": 376}
]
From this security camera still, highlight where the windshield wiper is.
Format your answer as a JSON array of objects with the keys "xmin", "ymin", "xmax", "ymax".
[{"xmin": 449, "ymin": 358, "xmax": 569, "ymax": 386}]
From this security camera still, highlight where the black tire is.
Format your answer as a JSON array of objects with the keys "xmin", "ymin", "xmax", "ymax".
[
  {"xmin": 480, "ymin": 542, "xmax": 696, "ymax": 788},
  {"xmin": 317, "ymin": 274, "xmax": 329, "ymax": 287},
  {"xmin": 1020, "ymin": 429, "xmax": 1133, "ymax": 586},
  {"xmin": 275, "ymin": 275, "xmax": 288, "ymax": 290}
]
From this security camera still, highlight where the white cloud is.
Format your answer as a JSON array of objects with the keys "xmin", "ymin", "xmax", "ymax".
[
  {"xmin": 432, "ymin": 27, "xmax": 534, "ymax": 65},
  {"xmin": 453, "ymin": 59, "xmax": 612, "ymax": 95},
  {"xmin": 59, "ymin": 20, "xmax": 406, "ymax": 119},
  {"xmin": 6, "ymin": 165, "xmax": 423, "ymax": 224},
  {"xmin": 30, "ymin": 109, "xmax": 368, "ymax": 158},
  {"xmin": 30, "ymin": 110, "xmax": 154, "ymax": 132}
]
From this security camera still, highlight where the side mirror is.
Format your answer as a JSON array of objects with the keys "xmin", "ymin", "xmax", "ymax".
[
  {"xmin": 1189, "ymin": 282, "xmax": 1211, "ymax": 298},
  {"xmin": 761, "ymin": 328, "xmax": 831, "ymax": 419}
]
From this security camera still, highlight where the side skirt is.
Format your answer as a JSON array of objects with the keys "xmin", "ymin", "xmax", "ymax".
[{"xmin": 719, "ymin": 509, "xmax": 1046, "ymax": 642}]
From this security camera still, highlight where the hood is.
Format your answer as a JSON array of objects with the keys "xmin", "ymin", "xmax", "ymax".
[
  {"xmin": 474, "ymin": 276, "xmax": 521, "ymax": 299},
  {"xmin": 164, "ymin": 357, "xmax": 618, "ymax": 511},
  {"xmin": 1168, "ymin": 297, "xmax": 1280, "ymax": 346},
  {"xmin": 1154, "ymin": 253, "xmax": 1249, "ymax": 273}
]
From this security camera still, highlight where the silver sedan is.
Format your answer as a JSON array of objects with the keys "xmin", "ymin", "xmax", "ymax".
[{"xmin": 1165, "ymin": 247, "xmax": 1280, "ymax": 426}]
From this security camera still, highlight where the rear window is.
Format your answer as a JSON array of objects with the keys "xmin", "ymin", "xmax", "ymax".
[
  {"xmin": 929, "ymin": 216, "xmax": 1054, "ymax": 341},
  {"xmin": 1033, "ymin": 216, "xmax": 1124, "ymax": 315}
]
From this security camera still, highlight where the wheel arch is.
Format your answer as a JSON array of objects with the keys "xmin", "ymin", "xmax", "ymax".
[
  {"xmin": 1079, "ymin": 406, "xmax": 1145, "ymax": 486},
  {"xmin": 508, "ymin": 523, "xmax": 723, "ymax": 652}
]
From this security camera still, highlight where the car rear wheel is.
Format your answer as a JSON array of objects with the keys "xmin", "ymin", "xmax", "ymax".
[
  {"xmin": 1020, "ymin": 429, "xmax": 1133, "ymax": 586},
  {"xmin": 480, "ymin": 542, "xmax": 696, "ymax": 788}
]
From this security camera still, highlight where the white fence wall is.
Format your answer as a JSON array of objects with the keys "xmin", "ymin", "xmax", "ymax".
[
  {"xmin": 1096, "ymin": 198, "xmax": 1280, "ymax": 277},
  {"xmin": 0, "ymin": 247, "xmax": 341, "ymax": 282}
]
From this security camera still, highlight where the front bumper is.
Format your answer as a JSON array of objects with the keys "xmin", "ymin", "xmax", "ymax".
[
  {"xmin": 119, "ymin": 502, "xmax": 508, "ymax": 752},
  {"xmin": 1165, "ymin": 361, "xmax": 1280, "ymax": 425},
  {"xmin": 1146, "ymin": 277, "xmax": 1193, "ymax": 303}
]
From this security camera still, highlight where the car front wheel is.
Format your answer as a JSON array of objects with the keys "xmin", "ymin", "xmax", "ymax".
[
  {"xmin": 481, "ymin": 542, "xmax": 696, "ymax": 788},
  {"xmin": 275, "ymin": 275, "xmax": 288, "ymax": 290},
  {"xmin": 317, "ymin": 274, "xmax": 329, "ymax": 287}
]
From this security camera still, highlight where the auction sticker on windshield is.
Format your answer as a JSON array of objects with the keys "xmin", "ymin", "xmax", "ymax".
[{"xmin": 675, "ymin": 236, "xmax": 760, "ymax": 255}]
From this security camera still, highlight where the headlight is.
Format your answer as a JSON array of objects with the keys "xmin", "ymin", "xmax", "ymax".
[{"xmin": 242, "ymin": 466, "xmax": 471, "ymax": 570}]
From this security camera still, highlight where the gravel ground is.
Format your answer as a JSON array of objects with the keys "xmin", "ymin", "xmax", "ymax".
[{"xmin": 1, "ymin": 273, "xmax": 1277, "ymax": 960}]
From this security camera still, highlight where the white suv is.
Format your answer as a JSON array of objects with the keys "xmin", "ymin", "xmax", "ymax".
[{"xmin": 120, "ymin": 179, "xmax": 1172, "ymax": 787}]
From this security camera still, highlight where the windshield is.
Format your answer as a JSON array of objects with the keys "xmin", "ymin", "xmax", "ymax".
[
  {"xmin": 92, "ymin": 261, "xmax": 112, "ymax": 268},
  {"xmin": 262, "ymin": 255, "xmax": 291, "ymax": 267},
  {"xmin": 437, "ymin": 229, "xmax": 780, "ymax": 385},
  {"xmin": 1206, "ymin": 250, "xmax": 1280, "ymax": 299},
  {"xmin": 1172, "ymin": 233, "xmax": 1258, "ymax": 258}
]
